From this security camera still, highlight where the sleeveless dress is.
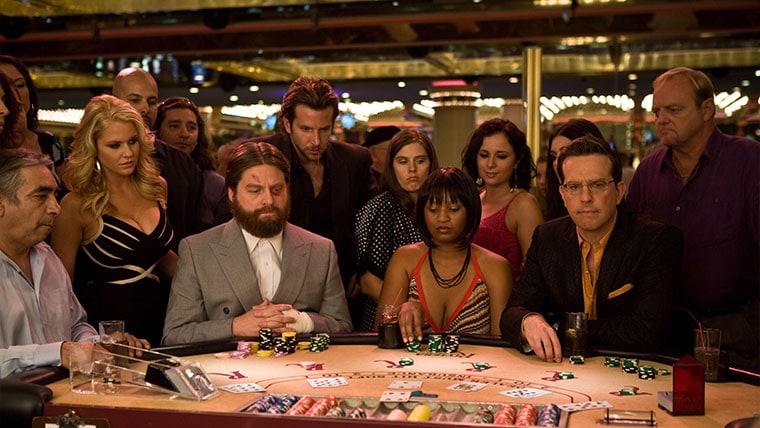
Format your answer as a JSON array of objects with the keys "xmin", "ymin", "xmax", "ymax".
[
  {"xmin": 473, "ymin": 200, "xmax": 523, "ymax": 277},
  {"xmin": 407, "ymin": 249, "xmax": 491, "ymax": 335},
  {"xmin": 73, "ymin": 203, "xmax": 174, "ymax": 346}
]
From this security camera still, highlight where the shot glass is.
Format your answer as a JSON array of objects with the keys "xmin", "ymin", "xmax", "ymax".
[
  {"xmin": 563, "ymin": 312, "xmax": 589, "ymax": 357},
  {"xmin": 694, "ymin": 328, "xmax": 721, "ymax": 382},
  {"xmin": 377, "ymin": 304, "xmax": 403, "ymax": 349},
  {"xmin": 98, "ymin": 320, "xmax": 129, "ymax": 367}
]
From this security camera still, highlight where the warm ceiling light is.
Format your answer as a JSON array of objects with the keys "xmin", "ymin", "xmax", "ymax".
[
  {"xmin": 189, "ymin": 87, "xmax": 200, "ymax": 94},
  {"xmin": 249, "ymin": 85, "xmax": 260, "ymax": 92},
  {"xmin": 508, "ymin": 77, "xmax": 519, "ymax": 84},
  {"xmin": 229, "ymin": 95, "xmax": 239, "ymax": 102},
  {"xmin": 627, "ymin": 73, "xmax": 638, "ymax": 81},
  {"xmin": 397, "ymin": 81, "xmax": 407, "ymax": 88}
]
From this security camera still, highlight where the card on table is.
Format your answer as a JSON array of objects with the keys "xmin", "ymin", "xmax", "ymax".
[
  {"xmin": 557, "ymin": 400, "xmax": 613, "ymax": 412},
  {"xmin": 446, "ymin": 381, "xmax": 488, "ymax": 392},
  {"xmin": 389, "ymin": 380, "xmax": 423, "ymax": 390},
  {"xmin": 307, "ymin": 377, "xmax": 348, "ymax": 388},
  {"xmin": 499, "ymin": 387, "xmax": 552, "ymax": 399},
  {"xmin": 219, "ymin": 383, "xmax": 266, "ymax": 394},
  {"xmin": 380, "ymin": 390, "xmax": 412, "ymax": 402}
]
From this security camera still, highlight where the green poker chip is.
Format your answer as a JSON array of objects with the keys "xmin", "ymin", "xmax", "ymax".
[{"xmin": 398, "ymin": 358, "xmax": 414, "ymax": 366}]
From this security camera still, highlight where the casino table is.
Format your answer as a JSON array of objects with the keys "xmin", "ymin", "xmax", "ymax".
[{"xmin": 40, "ymin": 335, "xmax": 759, "ymax": 427}]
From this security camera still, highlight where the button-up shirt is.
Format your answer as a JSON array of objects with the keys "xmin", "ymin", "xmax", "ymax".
[{"xmin": 242, "ymin": 229, "xmax": 283, "ymax": 300}]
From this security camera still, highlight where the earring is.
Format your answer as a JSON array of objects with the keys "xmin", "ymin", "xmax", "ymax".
[
  {"xmin": 476, "ymin": 177, "xmax": 483, "ymax": 187},
  {"xmin": 94, "ymin": 159, "xmax": 101, "ymax": 172}
]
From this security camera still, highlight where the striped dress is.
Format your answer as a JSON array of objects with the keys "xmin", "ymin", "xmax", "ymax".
[
  {"xmin": 73, "ymin": 203, "xmax": 173, "ymax": 346},
  {"xmin": 407, "ymin": 249, "xmax": 491, "ymax": 335}
]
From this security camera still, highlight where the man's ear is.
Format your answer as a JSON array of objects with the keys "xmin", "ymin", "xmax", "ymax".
[
  {"xmin": 227, "ymin": 187, "xmax": 235, "ymax": 203},
  {"xmin": 282, "ymin": 117, "xmax": 292, "ymax": 135}
]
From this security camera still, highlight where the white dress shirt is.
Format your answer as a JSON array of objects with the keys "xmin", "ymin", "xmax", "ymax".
[{"xmin": 241, "ymin": 229, "xmax": 283, "ymax": 300}]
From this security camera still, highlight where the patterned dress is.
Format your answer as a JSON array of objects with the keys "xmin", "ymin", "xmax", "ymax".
[
  {"xmin": 73, "ymin": 203, "xmax": 173, "ymax": 345},
  {"xmin": 407, "ymin": 249, "xmax": 491, "ymax": 335},
  {"xmin": 354, "ymin": 192, "xmax": 422, "ymax": 331},
  {"xmin": 473, "ymin": 198, "xmax": 523, "ymax": 277}
]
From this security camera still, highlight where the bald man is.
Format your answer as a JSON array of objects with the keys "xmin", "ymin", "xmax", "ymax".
[{"xmin": 112, "ymin": 67, "xmax": 212, "ymax": 247}]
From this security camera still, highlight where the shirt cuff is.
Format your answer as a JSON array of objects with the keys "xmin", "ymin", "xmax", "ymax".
[{"xmin": 35, "ymin": 342, "xmax": 64, "ymax": 368}]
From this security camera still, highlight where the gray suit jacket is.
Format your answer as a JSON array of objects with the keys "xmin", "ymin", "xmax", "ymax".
[{"xmin": 162, "ymin": 220, "xmax": 353, "ymax": 345}]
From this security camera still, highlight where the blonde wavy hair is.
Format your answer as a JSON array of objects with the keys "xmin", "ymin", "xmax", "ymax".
[{"xmin": 64, "ymin": 94, "xmax": 162, "ymax": 218}]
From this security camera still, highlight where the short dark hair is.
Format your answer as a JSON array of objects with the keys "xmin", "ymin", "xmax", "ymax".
[
  {"xmin": 279, "ymin": 76, "xmax": 339, "ymax": 126},
  {"xmin": 462, "ymin": 118, "xmax": 536, "ymax": 190},
  {"xmin": 557, "ymin": 135, "xmax": 622, "ymax": 184},
  {"xmin": 155, "ymin": 96, "xmax": 216, "ymax": 171},
  {"xmin": 226, "ymin": 141, "xmax": 291, "ymax": 191},
  {"xmin": 415, "ymin": 167, "xmax": 481, "ymax": 250},
  {"xmin": 0, "ymin": 148, "xmax": 54, "ymax": 203},
  {"xmin": 381, "ymin": 128, "xmax": 439, "ymax": 214},
  {"xmin": 0, "ymin": 55, "xmax": 39, "ymax": 131}
]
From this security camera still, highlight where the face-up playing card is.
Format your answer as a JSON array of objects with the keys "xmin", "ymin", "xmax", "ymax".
[
  {"xmin": 380, "ymin": 390, "xmax": 412, "ymax": 402},
  {"xmin": 446, "ymin": 381, "xmax": 488, "ymax": 392},
  {"xmin": 219, "ymin": 382, "xmax": 266, "ymax": 394},
  {"xmin": 557, "ymin": 400, "xmax": 613, "ymax": 413},
  {"xmin": 307, "ymin": 377, "xmax": 348, "ymax": 388},
  {"xmin": 389, "ymin": 380, "xmax": 423, "ymax": 390},
  {"xmin": 499, "ymin": 387, "xmax": 552, "ymax": 399}
]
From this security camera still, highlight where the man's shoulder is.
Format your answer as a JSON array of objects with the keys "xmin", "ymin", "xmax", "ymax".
[
  {"xmin": 248, "ymin": 133, "xmax": 289, "ymax": 147},
  {"xmin": 329, "ymin": 140, "xmax": 370, "ymax": 158},
  {"xmin": 636, "ymin": 146, "xmax": 667, "ymax": 172},
  {"xmin": 182, "ymin": 221, "xmax": 232, "ymax": 246},
  {"xmin": 154, "ymin": 139, "xmax": 201, "ymax": 169},
  {"xmin": 619, "ymin": 209, "xmax": 682, "ymax": 242}
]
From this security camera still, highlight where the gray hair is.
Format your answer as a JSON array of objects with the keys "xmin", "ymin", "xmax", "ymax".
[{"xmin": 0, "ymin": 148, "xmax": 54, "ymax": 202}]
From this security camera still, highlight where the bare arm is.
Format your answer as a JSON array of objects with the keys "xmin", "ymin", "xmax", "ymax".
[
  {"xmin": 158, "ymin": 249, "xmax": 178, "ymax": 279},
  {"xmin": 359, "ymin": 271, "xmax": 384, "ymax": 301},
  {"xmin": 506, "ymin": 192, "xmax": 544, "ymax": 261},
  {"xmin": 50, "ymin": 193, "xmax": 88, "ymax": 279}
]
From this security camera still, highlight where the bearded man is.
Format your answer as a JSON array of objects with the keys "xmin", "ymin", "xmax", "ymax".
[{"xmin": 162, "ymin": 142, "xmax": 353, "ymax": 345}]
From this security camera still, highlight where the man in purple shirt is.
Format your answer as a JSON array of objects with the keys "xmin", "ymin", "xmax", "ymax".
[{"xmin": 627, "ymin": 67, "xmax": 759, "ymax": 373}]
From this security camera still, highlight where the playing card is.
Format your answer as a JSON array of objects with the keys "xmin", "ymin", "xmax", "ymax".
[
  {"xmin": 446, "ymin": 381, "xmax": 488, "ymax": 392},
  {"xmin": 389, "ymin": 380, "xmax": 423, "ymax": 390},
  {"xmin": 380, "ymin": 390, "xmax": 412, "ymax": 402},
  {"xmin": 219, "ymin": 382, "xmax": 266, "ymax": 394},
  {"xmin": 499, "ymin": 387, "xmax": 552, "ymax": 399},
  {"xmin": 557, "ymin": 400, "xmax": 613, "ymax": 412},
  {"xmin": 307, "ymin": 377, "xmax": 348, "ymax": 388}
]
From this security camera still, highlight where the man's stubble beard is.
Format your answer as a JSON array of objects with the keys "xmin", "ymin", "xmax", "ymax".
[{"xmin": 231, "ymin": 196, "xmax": 290, "ymax": 238}]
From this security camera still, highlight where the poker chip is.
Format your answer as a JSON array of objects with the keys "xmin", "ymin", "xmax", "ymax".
[
  {"xmin": 285, "ymin": 396, "xmax": 316, "ymax": 415},
  {"xmin": 398, "ymin": 357, "xmax": 414, "ymax": 366},
  {"xmin": 242, "ymin": 394, "xmax": 277, "ymax": 413},
  {"xmin": 657, "ymin": 368, "xmax": 671, "ymax": 376},
  {"xmin": 557, "ymin": 371, "xmax": 574, "ymax": 379},
  {"xmin": 325, "ymin": 406, "xmax": 346, "ymax": 417},
  {"xmin": 621, "ymin": 358, "xmax": 639, "ymax": 374},
  {"xmin": 428, "ymin": 334, "xmax": 443, "ymax": 352},
  {"xmin": 443, "ymin": 334, "xmax": 460, "ymax": 353},
  {"xmin": 259, "ymin": 328, "xmax": 274, "ymax": 351},
  {"xmin": 536, "ymin": 404, "xmax": 561, "ymax": 427},
  {"xmin": 494, "ymin": 404, "xmax": 517, "ymax": 425},
  {"xmin": 473, "ymin": 362, "xmax": 490, "ymax": 370},
  {"xmin": 618, "ymin": 386, "xmax": 639, "ymax": 396},
  {"xmin": 604, "ymin": 357, "xmax": 621, "ymax": 367},
  {"xmin": 304, "ymin": 396, "xmax": 340, "ymax": 416},
  {"xmin": 297, "ymin": 341, "xmax": 311, "ymax": 350},
  {"xmin": 405, "ymin": 340, "xmax": 422, "ymax": 353},
  {"xmin": 348, "ymin": 407, "xmax": 367, "ymax": 419},
  {"xmin": 309, "ymin": 336, "xmax": 328, "ymax": 353},
  {"xmin": 569, "ymin": 355, "xmax": 585, "ymax": 365},
  {"xmin": 638, "ymin": 366, "xmax": 657, "ymax": 380},
  {"xmin": 256, "ymin": 349, "xmax": 273, "ymax": 357},
  {"xmin": 230, "ymin": 350, "xmax": 249, "ymax": 359},
  {"xmin": 515, "ymin": 404, "xmax": 538, "ymax": 426},
  {"xmin": 474, "ymin": 406, "xmax": 495, "ymax": 424},
  {"xmin": 214, "ymin": 352, "xmax": 231, "ymax": 359},
  {"xmin": 265, "ymin": 394, "xmax": 299, "ymax": 414}
]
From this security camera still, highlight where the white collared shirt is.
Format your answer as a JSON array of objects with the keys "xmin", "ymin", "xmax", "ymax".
[{"xmin": 241, "ymin": 228, "xmax": 283, "ymax": 300}]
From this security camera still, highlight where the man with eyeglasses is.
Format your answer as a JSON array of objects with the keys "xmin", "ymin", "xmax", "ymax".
[
  {"xmin": 627, "ymin": 67, "xmax": 760, "ymax": 373},
  {"xmin": 500, "ymin": 136, "xmax": 683, "ymax": 362}
]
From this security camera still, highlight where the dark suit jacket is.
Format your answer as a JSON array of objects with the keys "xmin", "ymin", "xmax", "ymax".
[
  {"xmin": 250, "ymin": 133, "xmax": 377, "ymax": 286},
  {"xmin": 162, "ymin": 221, "xmax": 353, "ymax": 345},
  {"xmin": 153, "ymin": 139, "xmax": 212, "ymax": 249},
  {"xmin": 500, "ymin": 208, "xmax": 683, "ymax": 352}
]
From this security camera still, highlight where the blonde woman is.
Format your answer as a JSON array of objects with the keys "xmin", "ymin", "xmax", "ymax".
[{"xmin": 51, "ymin": 95, "xmax": 177, "ymax": 346}]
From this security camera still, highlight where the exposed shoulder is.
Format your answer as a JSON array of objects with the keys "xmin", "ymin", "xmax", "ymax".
[
  {"xmin": 59, "ymin": 191, "xmax": 84, "ymax": 213},
  {"xmin": 394, "ymin": 242, "xmax": 427, "ymax": 258}
]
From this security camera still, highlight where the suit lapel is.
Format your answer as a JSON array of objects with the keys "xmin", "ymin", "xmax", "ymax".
[
  {"xmin": 212, "ymin": 220, "xmax": 263, "ymax": 309},
  {"xmin": 326, "ymin": 143, "xmax": 349, "ymax": 227},
  {"xmin": 559, "ymin": 219, "xmax": 585, "ymax": 310},
  {"xmin": 596, "ymin": 210, "xmax": 628, "ymax": 302},
  {"xmin": 273, "ymin": 223, "xmax": 309, "ymax": 304}
]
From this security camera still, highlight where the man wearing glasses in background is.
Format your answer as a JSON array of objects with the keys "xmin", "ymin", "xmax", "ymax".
[{"xmin": 500, "ymin": 136, "xmax": 683, "ymax": 362}]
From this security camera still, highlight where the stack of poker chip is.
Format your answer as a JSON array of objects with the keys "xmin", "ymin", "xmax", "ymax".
[
  {"xmin": 515, "ymin": 404, "xmax": 538, "ymax": 425},
  {"xmin": 325, "ymin": 406, "xmax": 347, "ymax": 417},
  {"xmin": 428, "ymin": 334, "xmax": 443, "ymax": 352},
  {"xmin": 282, "ymin": 332, "xmax": 297, "ymax": 353},
  {"xmin": 443, "ymin": 334, "xmax": 460, "ymax": 353},
  {"xmin": 474, "ymin": 406, "xmax": 495, "ymax": 424},
  {"xmin": 273, "ymin": 337, "xmax": 290, "ymax": 356},
  {"xmin": 264, "ymin": 394, "xmax": 300, "ymax": 414},
  {"xmin": 285, "ymin": 396, "xmax": 316, "ymax": 415},
  {"xmin": 259, "ymin": 328, "xmax": 274, "ymax": 351},
  {"xmin": 494, "ymin": 404, "xmax": 517, "ymax": 425},
  {"xmin": 309, "ymin": 334, "xmax": 329, "ymax": 352},
  {"xmin": 604, "ymin": 356, "xmax": 621, "ymax": 367},
  {"xmin": 231, "ymin": 340, "xmax": 253, "ymax": 359},
  {"xmin": 303, "ymin": 395, "xmax": 340, "ymax": 416},
  {"xmin": 405, "ymin": 340, "xmax": 422, "ymax": 353},
  {"xmin": 556, "ymin": 371, "xmax": 574, "ymax": 379},
  {"xmin": 536, "ymin": 404, "xmax": 561, "ymax": 426},
  {"xmin": 638, "ymin": 366, "xmax": 657, "ymax": 380},
  {"xmin": 569, "ymin": 355, "xmax": 585, "ymax": 365},
  {"xmin": 241, "ymin": 394, "xmax": 278, "ymax": 413},
  {"xmin": 621, "ymin": 358, "xmax": 639, "ymax": 374},
  {"xmin": 348, "ymin": 407, "xmax": 367, "ymax": 418}
]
